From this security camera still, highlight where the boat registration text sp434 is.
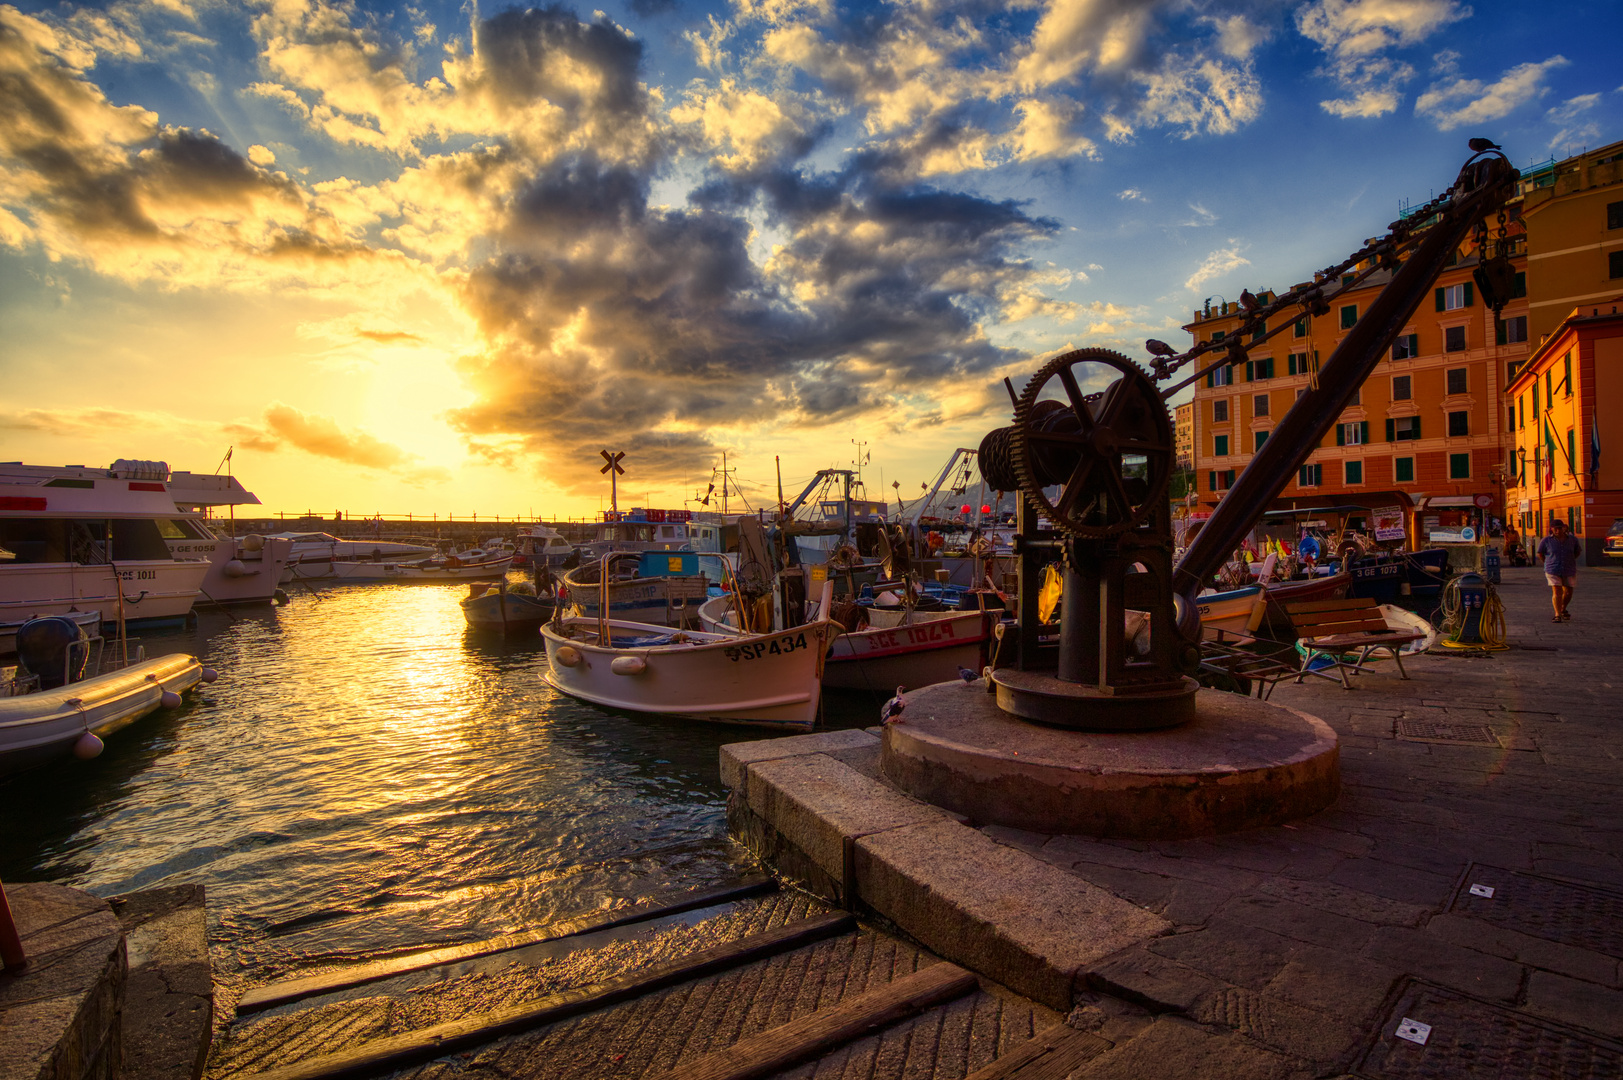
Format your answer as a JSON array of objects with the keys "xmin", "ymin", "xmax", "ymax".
[{"xmin": 725, "ymin": 632, "xmax": 811, "ymax": 662}]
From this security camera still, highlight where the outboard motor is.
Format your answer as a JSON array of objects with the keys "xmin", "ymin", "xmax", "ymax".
[{"xmin": 16, "ymin": 616, "xmax": 91, "ymax": 690}]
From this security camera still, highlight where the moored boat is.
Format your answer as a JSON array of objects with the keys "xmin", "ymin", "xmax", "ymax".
[
  {"xmin": 562, "ymin": 551, "xmax": 709, "ymax": 628},
  {"xmin": 2, "ymin": 618, "xmax": 211, "ymax": 774},
  {"xmin": 541, "ymin": 615, "xmax": 839, "ymax": 730},
  {"xmin": 461, "ymin": 580, "xmax": 557, "ymax": 631}
]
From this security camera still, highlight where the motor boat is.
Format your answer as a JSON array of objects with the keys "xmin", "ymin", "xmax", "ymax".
[
  {"xmin": 1, "ymin": 616, "xmax": 212, "ymax": 774},
  {"xmin": 0, "ymin": 460, "xmax": 214, "ymax": 641},
  {"xmin": 269, "ymin": 532, "xmax": 437, "ymax": 581},
  {"xmin": 462, "ymin": 579, "xmax": 557, "ymax": 630}
]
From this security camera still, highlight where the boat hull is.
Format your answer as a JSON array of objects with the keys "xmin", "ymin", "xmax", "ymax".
[
  {"xmin": 541, "ymin": 617, "xmax": 836, "ymax": 730},
  {"xmin": 822, "ymin": 610, "xmax": 991, "ymax": 691},
  {"xmin": 0, "ymin": 652, "xmax": 202, "ymax": 774},
  {"xmin": 0, "ymin": 560, "xmax": 209, "ymax": 633},
  {"xmin": 462, "ymin": 590, "xmax": 556, "ymax": 629}
]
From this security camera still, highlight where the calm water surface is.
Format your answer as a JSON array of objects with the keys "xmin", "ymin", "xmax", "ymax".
[{"xmin": 0, "ymin": 579, "xmax": 873, "ymax": 992}]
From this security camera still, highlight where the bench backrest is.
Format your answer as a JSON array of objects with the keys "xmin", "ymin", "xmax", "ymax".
[{"xmin": 1285, "ymin": 596, "xmax": 1391, "ymax": 636}]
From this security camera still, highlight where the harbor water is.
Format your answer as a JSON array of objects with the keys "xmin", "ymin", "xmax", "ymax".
[{"xmin": 0, "ymin": 579, "xmax": 873, "ymax": 998}]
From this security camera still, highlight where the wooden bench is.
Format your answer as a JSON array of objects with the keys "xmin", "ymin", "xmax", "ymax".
[{"xmin": 1286, "ymin": 597, "xmax": 1425, "ymax": 689}]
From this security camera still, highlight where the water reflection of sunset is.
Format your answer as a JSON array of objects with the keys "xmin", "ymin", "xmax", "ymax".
[{"xmin": 0, "ymin": 580, "xmax": 767, "ymax": 997}]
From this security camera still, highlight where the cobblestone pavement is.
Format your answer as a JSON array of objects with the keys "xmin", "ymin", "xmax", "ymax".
[{"xmin": 982, "ymin": 564, "xmax": 1623, "ymax": 1077}]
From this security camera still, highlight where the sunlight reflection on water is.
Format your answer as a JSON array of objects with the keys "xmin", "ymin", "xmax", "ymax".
[{"xmin": 0, "ymin": 578, "xmax": 870, "ymax": 990}]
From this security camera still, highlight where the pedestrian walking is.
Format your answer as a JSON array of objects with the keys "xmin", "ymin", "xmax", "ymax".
[{"xmin": 1537, "ymin": 519, "xmax": 1583, "ymax": 622}]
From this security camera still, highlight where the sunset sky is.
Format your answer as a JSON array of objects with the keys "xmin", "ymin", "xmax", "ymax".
[{"xmin": 2, "ymin": 0, "xmax": 1618, "ymax": 521}]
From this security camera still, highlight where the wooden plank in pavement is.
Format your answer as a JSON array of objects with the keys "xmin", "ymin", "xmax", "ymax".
[
  {"xmin": 649, "ymin": 960, "xmax": 978, "ymax": 1080},
  {"xmin": 241, "ymin": 911, "xmax": 854, "ymax": 1080},
  {"xmin": 961, "ymin": 1023, "xmax": 1112, "ymax": 1079},
  {"xmin": 236, "ymin": 876, "xmax": 775, "ymax": 1015}
]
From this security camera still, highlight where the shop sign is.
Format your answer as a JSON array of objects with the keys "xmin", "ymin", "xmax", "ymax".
[{"xmin": 1371, "ymin": 506, "xmax": 1407, "ymax": 541}]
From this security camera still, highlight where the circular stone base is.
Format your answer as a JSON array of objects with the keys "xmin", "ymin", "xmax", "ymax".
[
  {"xmin": 993, "ymin": 669, "xmax": 1198, "ymax": 730},
  {"xmin": 881, "ymin": 683, "xmax": 1339, "ymax": 839}
]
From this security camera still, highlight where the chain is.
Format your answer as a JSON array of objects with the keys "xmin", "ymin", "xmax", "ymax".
[{"xmin": 1150, "ymin": 179, "xmax": 1468, "ymax": 393}]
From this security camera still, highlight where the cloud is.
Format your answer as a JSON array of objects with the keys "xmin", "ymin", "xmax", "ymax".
[
  {"xmin": 1185, "ymin": 245, "xmax": 1250, "ymax": 291},
  {"xmin": 1545, "ymin": 92, "xmax": 1602, "ymax": 150},
  {"xmin": 0, "ymin": 406, "xmax": 193, "ymax": 435},
  {"xmin": 1415, "ymin": 56, "xmax": 1567, "ymax": 130},
  {"xmin": 353, "ymin": 328, "xmax": 423, "ymax": 344},
  {"xmin": 231, "ymin": 402, "xmax": 451, "ymax": 484},
  {"xmin": 1298, "ymin": 0, "xmax": 1471, "ymax": 118},
  {"xmin": 1117, "ymin": 188, "xmax": 1143, "ymax": 200}
]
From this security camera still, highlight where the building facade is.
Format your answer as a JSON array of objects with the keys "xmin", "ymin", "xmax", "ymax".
[
  {"xmin": 1186, "ymin": 246, "xmax": 1529, "ymax": 544},
  {"xmin": 1520, "ymin": 138, "xmax": 1623, "ymax": 347},
  {"xmin": 1504, "ymin": 307, "xmax": 1623, "ymax": 563},
  {"xmin": 1174, "ymin": 400, "xmax": 1194, "ymax": 470}
]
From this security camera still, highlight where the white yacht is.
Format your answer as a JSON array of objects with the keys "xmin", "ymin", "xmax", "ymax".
[
  {"xmin": 268, "ymin": 531, "xmax": 437, "ymax": 581},
  {"xmin": 0, "ymin": 460, "xmax": 213, "ymax": 642}
]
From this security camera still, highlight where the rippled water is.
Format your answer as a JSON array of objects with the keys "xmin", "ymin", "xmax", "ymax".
[{"xmin": 0, "ymin": 579, "xmax": 873, "ymax": 992}]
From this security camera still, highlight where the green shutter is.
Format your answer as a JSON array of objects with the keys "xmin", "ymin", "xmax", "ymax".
[
  {"xmin": 1245, "ymin": 361, "xmax": 1253, "ymax": 382},
  {"xmin": 1209, "ymin": 471, "xmax": 1217, "ymax": 491},
  {"xmin": 1360, "ymin": 421, "xmax": 1370, "ymax": 444},
  {"xmin": 1385, "ymin": 419, "xmax": 1395, "ymax": 442},
  {"xmin": 1335, "ymin": 425, "xmax": 1344, "ymax": 446},
  {"xmin": 1435, "ymin": 287, "xmax": 1445, "ymax": 312},
  {"xmin": 1496, "ymin": 320, "xmax": 1506, "ymax": 345},
  {"xmin": 1463, "ymin": 281, "xmax": 1473, "ymax": 307},
  {"xmin": 1413, "ymin": 415, "xmax": 1421, "ymax": 438},
  {"xmin": 1512, "ymin": 271, "xmax": 1526, "ymax": 298}
]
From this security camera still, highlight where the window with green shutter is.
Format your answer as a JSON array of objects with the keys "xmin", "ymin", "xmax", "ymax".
[
  {"xmin": 1254, "ymin": 430, "xmax": 1268, "ymax": 451},
  {"xmin": 1395, "ymin": 456, "xmax": 1414, "ymax": 482},
  {"xmin": 1564, "ymin": 352, "xmax": 1572, "ymax": 396},
  {"xmin": 1449, "ymin": 453, "xmax": 1470, "ymax": 479},
  {"xmin": 1511, "ymin": 271, "xmax": 1526, "ymax": 298},
  {"xmin": 1448, "ymin": 411, "xmax": 1469, "ymax": 437},
  {"xmin": 1569, "ymin": 429, "xmax": 1576, "ymax": 473},
  {"xmin": 1345, "ymin": 460, "xmax": 1363, "ymax": 484},
  {"xmin": 1214, "ymin": 434, "xmax": 1229, "ymax": 456},
  {"xmin": 1391, "ymin": 334, "xmax": 1418, "ymax": 360},
  {"xmin": 1254, "ymin": 357, "xmax": 1273, "ymax": 379},
  {"xmin": 1340, "ymin": 304, "xmax": 1357, "ymax": 329},
  {"xmin": 1294, "ymin": 317, "xmax": 1308, "ymax": 338},
  {"xmin": 1298, "ymin": 463, "xmax": 1321, "ymax": 486},
  {"xmin": 1209, "ymin": 470, "xmax": 1218, "ymax": 491}
]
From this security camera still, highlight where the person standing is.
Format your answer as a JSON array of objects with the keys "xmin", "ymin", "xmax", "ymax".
[{"xmin": 1537, "ymin": 519, "xmax": 1583, "ymax": 622}]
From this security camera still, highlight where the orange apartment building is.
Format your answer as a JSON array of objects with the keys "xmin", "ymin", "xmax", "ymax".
[
  {"xmin": 1504, "ymin": 307, "xmax": 1623, "ymax": 563},
  {"xmin": 1174, "ymin": 401, "xmax": 1194, "ymax": 470},
  {"xmin": 1186, "ymin": 248, "xmax": 1528, "ymax": 545},
  {"xmin": 1186, "ymin": 137, "xmax": 1623, "ymax": 551}
]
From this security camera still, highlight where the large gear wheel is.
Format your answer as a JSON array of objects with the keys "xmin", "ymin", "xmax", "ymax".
[{"xmin": 1012, "ymin": 348, "xmax": 1174, "ymax": 538}]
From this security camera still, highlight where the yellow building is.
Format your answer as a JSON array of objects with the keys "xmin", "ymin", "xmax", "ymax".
[
  {"xmin": 1503, "ymin": 306, "xmax": 1623, "ymax": 563},
  {"xmin": 1520, "ymin": 138, "xmax": 1623, "ymax": 347},
  {"xmin": 1174, "ymin": 400, "xmax": 1194, "ymax": 470}
]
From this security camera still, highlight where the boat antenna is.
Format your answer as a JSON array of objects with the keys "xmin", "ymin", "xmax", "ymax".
[{"xmin": 775, "ymin": 456, "xmax": 784, "ymax": 521}]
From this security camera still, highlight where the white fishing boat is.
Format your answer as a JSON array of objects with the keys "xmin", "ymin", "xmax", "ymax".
[
  {"xmin": 697, "ymin": 593, "xmax": 992, "ymax": 692},
  {"xmin": 541, "ymin": 616, "xmax": 838, "ymax": 730},
  {"xmin": 562, "ymin": 551, "xmax": 709, "ymax": 628},
  {"xmin": 1, "ymin": 618, "xmax": 212, "ymax": 774},
  {"xmin": 0, "ymin": 460, "xmax": 213, "ymax": 636}
]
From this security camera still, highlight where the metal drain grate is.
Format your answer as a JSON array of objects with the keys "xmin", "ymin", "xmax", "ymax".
[
  {"xmin": 1356, "ymin": 980, "xmax": 1623, "ymax": 1078},
  {"xmin": 1451, "ymin": 866, "xmax": 1623, "ymax": 958},
  {"xmin": 1395, "ymin": 720, "xmax": 1497, "ymax": 745}
]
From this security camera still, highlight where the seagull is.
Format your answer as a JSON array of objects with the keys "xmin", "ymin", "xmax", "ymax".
[
  {"xmin": 1145, "ymin": 338, "xmax": 1177, "ymax": 357},
  {"xmin": 880, "ymin": 687, "xmax": 907, "ymax": 724},
  {"xmin": 957, "ymin": 666, "xmax": 980, "ymax": 683}
]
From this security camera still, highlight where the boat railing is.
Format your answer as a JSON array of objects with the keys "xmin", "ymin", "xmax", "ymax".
[{"xmin": 597, "ymin": 551, "xmax": 644, "ymax": 643}]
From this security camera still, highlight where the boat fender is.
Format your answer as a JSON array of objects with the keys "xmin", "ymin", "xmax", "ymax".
[
  {"xmin": 223, "ymin": 559, "xmax": 250, "ymax": 578},
  {"xmin": 73, "ymin": 732, "xmax": 104, "ymax": 760},
  {"xmin": 200, "ymin": 667, "xmax": 219, "ymax": 683},
  {"xmin": 242, "ymin": 534, "xmax": 265, "ymax": 552},
  {"xmin": 554, "ymin": 645, "xmax": 583, "ymax": 667},
  {"xmin": 610, "ymin": 656, "xmax": 647, "ymax": 676},
  {"xmin": 160, "ymin": 690, "xmax": 183, "ymax": 708}
]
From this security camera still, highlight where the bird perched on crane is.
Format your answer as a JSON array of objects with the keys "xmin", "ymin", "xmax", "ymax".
[
  {"xmin": 880, "ymin": 687, "xmax": 907, "ymax": 724},
  {"xmin": 1145, "ymin": 339, "xmax": 1177, "ymax": 357},
  {"xmin": 1239, "ymin": 289, "xmax": 1261, "ymax": 312}
]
